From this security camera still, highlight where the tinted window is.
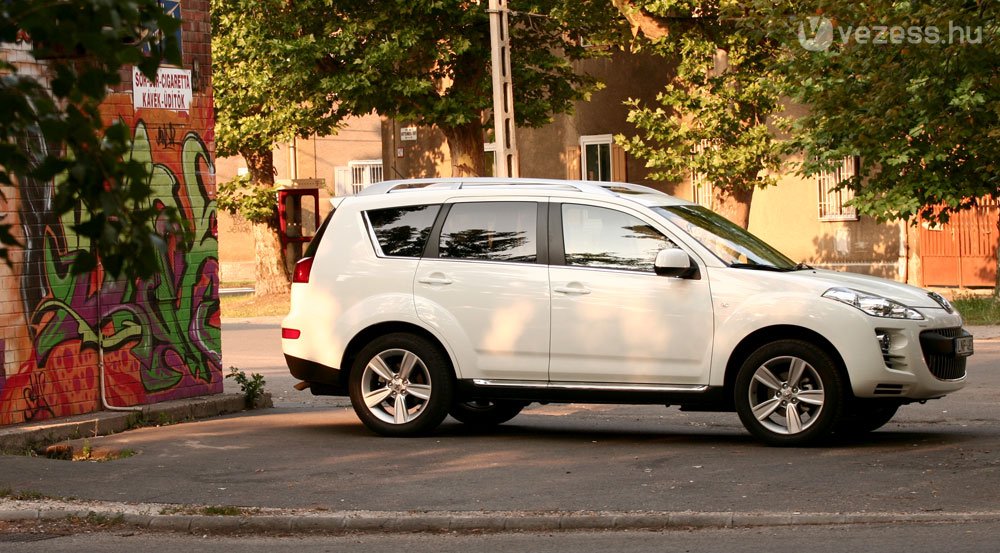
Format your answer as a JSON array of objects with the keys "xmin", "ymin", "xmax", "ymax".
[
  {"xmin": 562, "ymin": 204, "xmax": 674, "ymax": 272},
  {"xmin": 367, "ymin": 205, "xmax": 440, "ymax": 257},
  {"xmin": 439, "ymin": 202, "xmax": 537, "ymax": 263}
]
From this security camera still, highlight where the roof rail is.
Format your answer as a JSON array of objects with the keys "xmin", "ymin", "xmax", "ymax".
[{"xmin": 357, "ymin": 178, "xmax": 631, "ymax": 197}]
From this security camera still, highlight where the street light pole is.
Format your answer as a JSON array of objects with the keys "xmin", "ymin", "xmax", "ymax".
[{"xmin": 488, "ymin": 0, "xmax": 519, "ymax": 178}]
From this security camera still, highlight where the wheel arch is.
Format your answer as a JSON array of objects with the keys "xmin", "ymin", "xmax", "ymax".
[
  {"xmin": 340, "ymin": 321, "xmax": 458, "ymax": 388},
  {"xmin": 723, "ymin": 325, "xmax": 853, "ymax": 403}
]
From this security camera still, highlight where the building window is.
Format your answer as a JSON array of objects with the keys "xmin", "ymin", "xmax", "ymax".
[
  {"xmin": 334, "ymin": 160, "xmax": 383, "ymax": 196},
  {"xmin": 484, "ymin": 142, "xmax": 497, "ymax": 177},
  {"xmin": 580, "ymin": 135, "xmax": 614, "ymax": 182},
  {"xmin": 817, "ymin": 156, "xmax": 860, "ymax": 221}
]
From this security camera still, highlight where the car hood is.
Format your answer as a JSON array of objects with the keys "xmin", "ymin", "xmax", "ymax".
[{"xmin": 793, "ymin": 269, "xmax": 941, "ymax": 308}]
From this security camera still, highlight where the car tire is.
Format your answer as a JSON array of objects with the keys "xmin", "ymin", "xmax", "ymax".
[
  {"xmin": 836, "ymin": 403, "xmax": 899, "ymax": 436},
  {"xmin": 449, "ymin": 400, "xmax": 525, "ymax": 427},
  {"xmin": 348, "ymin": 333, "xmax": 453, "ymax": 437},
  {"xmin": 734, "ymin": 339, "xmax": 844, "ymax": 446}
]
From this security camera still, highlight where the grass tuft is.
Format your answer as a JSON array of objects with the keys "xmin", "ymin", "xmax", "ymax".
[
  {"xmin": 219, "ymin": 292, "xmax": 290, "ymax": 318},
  {"xmin": 953, "ymin": 294, "xmax": 1000, "ymax": 326}
]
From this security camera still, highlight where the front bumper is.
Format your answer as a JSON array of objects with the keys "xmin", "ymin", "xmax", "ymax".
[{"xmin": 852, "ymin": 316, "xmax": 971, "ymax": 399}]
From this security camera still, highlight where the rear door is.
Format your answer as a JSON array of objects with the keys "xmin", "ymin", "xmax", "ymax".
[{"xmin": 414, "ymin": 199, "xmax": 550, "ymax": 381}]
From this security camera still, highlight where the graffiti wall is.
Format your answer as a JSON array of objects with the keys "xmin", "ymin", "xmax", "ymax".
[{"xmin": 0, "ymin": 0, "xmax": 220, "ymax": 425}]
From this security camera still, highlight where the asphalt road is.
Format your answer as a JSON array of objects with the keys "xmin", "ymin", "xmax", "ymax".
[{"xmin": 0, "ymin": 320, "xmax": 997, "ymax": 516}]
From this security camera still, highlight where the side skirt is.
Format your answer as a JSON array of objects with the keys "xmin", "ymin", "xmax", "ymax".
[{"xmin": 455, "ymin": 379, "xmax": 731, "ymax": 410}]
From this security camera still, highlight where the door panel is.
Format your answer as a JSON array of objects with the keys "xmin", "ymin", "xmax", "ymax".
[
  {"xmin": 414, "ymin": 200, "xmax": 550, "ymax": 381},
  {"xmin": 549, "ymin": 203, "xmax": 714, "ymax": 384}
]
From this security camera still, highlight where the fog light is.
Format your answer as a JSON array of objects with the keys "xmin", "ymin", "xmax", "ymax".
[
  {"xmin": 875, "ymin": 330, "xmax": 891, "ymax": 355},
  {"xmin": 875, "ymin": 330, "xmax": 892, "ymax": 368}
]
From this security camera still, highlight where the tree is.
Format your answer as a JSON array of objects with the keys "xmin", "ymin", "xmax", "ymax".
[
  {"xmin": 326, "ymin": 0, "xmax": 622, "ymax": 178},
  {"xmin": 1, "ymin": 0, "xmax": 181, "ymax": 279},
  {"xmin": 212, "ymin": 0, "xmax": 347, "ymax": 295},
  {"xmin": 611, "ymin": 0, "xmax": 785, "ymax": 229},
  {"xmin": 781, "ymin": 1, "xmax": 998, "ymax": 223},
  {"xmin": 213, "ymin": 0, "xmax": 622, "ymax": 292}
]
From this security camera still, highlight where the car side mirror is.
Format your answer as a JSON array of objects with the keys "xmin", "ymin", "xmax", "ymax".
[{"xmin": 654, "ymin": 248, "xmax": 699, "ymax": 279}]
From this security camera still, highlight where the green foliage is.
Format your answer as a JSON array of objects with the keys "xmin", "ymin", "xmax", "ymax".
[
  {"xmin": 617, "ymin": 1, "xmax": 785, "ymax": 205},
  {"xmin": 226, "ymin": 366, "xmax": 267, "ymax": 408},
  {"xmin": 776, "ymin": 0, "xmax": 999, "ymax": 224},
  {"xmin": 212, "ymin": 0, "xmax": 626, "ymax": 171},
  {"xmin": 0, "ymin": 488, "xmax": 48, "ymax": 500},
  {"xmin": 952, "ymin": 295, "xmax": 1000, "ymax": 326},
  {"xmin": 0, "ymin": 0, "xmax": 185, "ymax": 279},
  {"xmin": 216, "ymin": 174, "xmax": 278, "ymax": 226}
]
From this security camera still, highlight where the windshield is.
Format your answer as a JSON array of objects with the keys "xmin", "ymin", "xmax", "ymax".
[{"xmin": 653, "ymin": 205, "xmax": 796, "ymax": 270}]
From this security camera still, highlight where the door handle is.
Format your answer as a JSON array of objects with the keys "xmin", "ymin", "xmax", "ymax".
[
  {"xmin": 553, "ymin": 284, "xmax": 591, "ymax": 295},
  {"xmin": 418, "ymin": 273, "xmax": 453, "ymax": 285}
]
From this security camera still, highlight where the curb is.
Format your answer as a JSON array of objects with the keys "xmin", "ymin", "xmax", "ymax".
[
  {"xmin": 0, "ymin": 393, "xmax": 270, "ymax": 454},
  {"xmin": 3, "ymin": 502, "xmax": 1000, "ymax": 534}
]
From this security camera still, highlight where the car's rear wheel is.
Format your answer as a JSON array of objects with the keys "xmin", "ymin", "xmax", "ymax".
[
  {"xmin": 449, "ymin": 400, "xmax": 525, "ymax": 427},
  {"xmin": 734, "ymin": 340, "xmax": 844, "ymax": 446},
  {"xmin": 348, "ymin": 333, "xmax": 453, "ymax": 437}
]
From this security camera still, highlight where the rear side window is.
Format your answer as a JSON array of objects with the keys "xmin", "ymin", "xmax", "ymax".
[
  {"xmin": 367, "ymin": 205, "xmax": 440, "ymax": 257},
  {"xmin": 439, "ymin": 202, "xmax": 537, "ymax": 263}
]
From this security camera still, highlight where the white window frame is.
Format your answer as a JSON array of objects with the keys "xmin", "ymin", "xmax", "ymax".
[
  {"xmin": 579, "ymin": 134, "xmax": 614, "ymax": 182},
  {"xmin": 817, "ymin": 156, "xmax": 860, "ymax": 222},
  {"xmin": 484, "ymin": 142, "xmax": 497, "ymax": 177},
  {"xmin": 333, "ymin": 159, "xmax": 383, "ymax": 196}
]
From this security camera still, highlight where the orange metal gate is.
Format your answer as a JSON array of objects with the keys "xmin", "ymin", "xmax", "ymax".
[{"xmin": 919, "ymin": 200, "xmax": 999, "ymax": 287}]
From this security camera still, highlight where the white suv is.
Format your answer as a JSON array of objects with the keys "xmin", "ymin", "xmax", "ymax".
[{"xmin": 282, "ymin": 178, "xmax": 972, "ymax": 446}]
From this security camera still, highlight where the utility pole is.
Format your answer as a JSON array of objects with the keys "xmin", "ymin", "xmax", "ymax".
[{"xmin": 488, "ymin": 0, "xmax": 519, "ymax": 178}]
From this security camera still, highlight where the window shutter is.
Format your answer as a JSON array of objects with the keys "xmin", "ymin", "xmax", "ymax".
[
  {"xmin": 565, "ymin": 146, "xmax": 581, "ymax": 180},
  {"xmin": 611, "ymin": 144, "xmax": 627, "ymax": 182}
]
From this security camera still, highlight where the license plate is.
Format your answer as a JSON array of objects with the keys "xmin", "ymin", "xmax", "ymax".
[{"xmin": 954, "ymin": 336, "xmax": 974, "ymax": 357}]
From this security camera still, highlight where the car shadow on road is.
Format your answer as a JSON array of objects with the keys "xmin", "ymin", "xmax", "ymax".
[{"xmin": 295, "ymin": 413, "xmax": 980, "ymax": 452}]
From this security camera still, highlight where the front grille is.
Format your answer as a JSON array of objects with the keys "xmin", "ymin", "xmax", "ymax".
[{"xmin": 920, "ymin": 328, "xmax": 968, "ymax": 381}]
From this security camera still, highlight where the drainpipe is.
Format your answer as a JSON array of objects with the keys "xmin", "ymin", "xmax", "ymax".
[
  {"xmin": 289, "ymin": 137, "xmax": 298, "ymax": 180},
  {"xmin": 96, "ymin": 262, "xmax": 142, "ymax": 412},
  {"xmin": 898, "ymin": 218, "xmax": 909, "ymax": 284}
]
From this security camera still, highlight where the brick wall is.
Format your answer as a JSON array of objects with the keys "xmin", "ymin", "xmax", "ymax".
[{"xmin": 0, "ymin": 0, "xmax": 221, "ymax": 425}]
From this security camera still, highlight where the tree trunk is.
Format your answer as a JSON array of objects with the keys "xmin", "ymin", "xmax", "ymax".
[
  {"xmin": 251, "ymin": 221, "xmax": 290, "ymax": 296},
  {"xmin": 242, "ymin": 148, "xmax": 290, "ymax": 296},
  {"xmin": 713, "ymin": 186, "xmax": 754, "ymax": 229},
  {"xmin": 441, "ymin": 121, "xmax": 486, "ymax": 177}
]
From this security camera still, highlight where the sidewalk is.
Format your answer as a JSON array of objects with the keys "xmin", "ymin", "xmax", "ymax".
[
  {"xmin": 4, "ymin": 497, "xmax": 1000, "ymax": 534},
  {"xmin": 0, "ymin": 393, "xmax": 266, "ymax": 454}
]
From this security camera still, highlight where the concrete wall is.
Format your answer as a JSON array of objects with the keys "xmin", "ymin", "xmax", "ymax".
[
  {"xmin": 0, "ymin": 0, "xmax": 221, "ymax": 425},
  {"xmin": 215, "ymin": 114, "xmax": 382, "ymax": 283}
]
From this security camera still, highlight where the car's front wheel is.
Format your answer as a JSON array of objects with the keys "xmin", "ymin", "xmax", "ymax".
[
  {"xmin": 734, "ymin": 340, "xmax": 844, "ymax": 446},
  {"xmin": 348, "ymin": 333, "xmax": 453, "ymax": 437},
  {"xmin": 449, "ymin": 400, "xmax": 525, "ymax": 428}
]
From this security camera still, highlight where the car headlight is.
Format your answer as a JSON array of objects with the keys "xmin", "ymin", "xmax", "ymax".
[{"xmin": 822, "ymin": 287, "xmax": 924, "ymax": 320}]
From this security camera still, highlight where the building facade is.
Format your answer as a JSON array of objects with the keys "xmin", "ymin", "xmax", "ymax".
[
  {"xmin": 0, "ymin": 0, "xmax": 221, "ymax": 425},
  {"xmin": 214, "ymin": 114, "xmax": 383, "ymax": 282},
  {"xmin": 380, "ymin": 50, "xmax": 997, "ymax": 288}
]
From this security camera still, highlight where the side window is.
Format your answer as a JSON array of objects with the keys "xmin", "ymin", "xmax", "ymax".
[
  {"xmin": 366, "ymin": 205, "xmax": 440, "ymax": 257},
  {"xmin": 562, "ymin": 204, "xmax": 674, "ymax": 272},
  {"xmin": 439, "ymin": 202, "xmax": 537, "ymax": 263}
]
